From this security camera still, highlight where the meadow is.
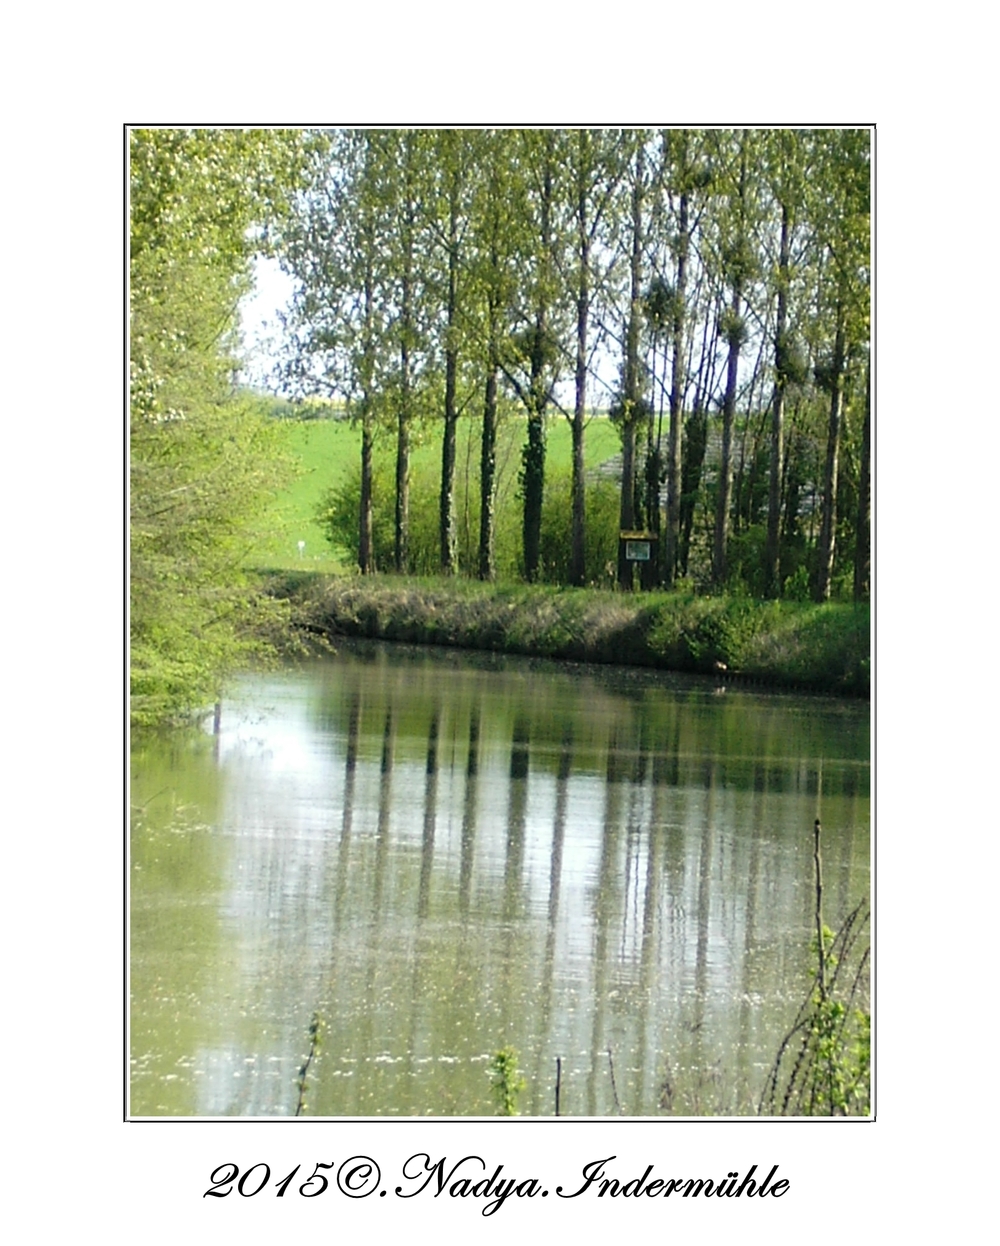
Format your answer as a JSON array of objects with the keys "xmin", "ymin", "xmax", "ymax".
[{"xmin": 248, "ymin": 410, "xmax": 622, "ymax": 574}]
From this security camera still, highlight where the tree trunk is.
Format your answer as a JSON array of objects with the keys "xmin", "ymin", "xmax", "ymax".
[
  {"xmin": 358, "ymin": 242, "xmax": 376, "ymax": 575},
  {"xmin": 522, "ymin": 134, "xmax": 554, "ymax": 583},
  {"xmin": 644, "ymin": 385, "xmax": 660, "ymax": 531},
  {"xmin": 617, "ymin": 420, "xmax": 637, "ymax": 587},
  {"xmin": 712, "ymin": 134, "xmax": 749, "ymax": 589},
  {"xmin": 679, "ymin": 401, "xmax": 707, "ymax": 576},
  {"xmin": 678, "ymin": 287, "xmax": 721, "ymax": 578},
  {"xmin": 394, "ymin": 395, "xmax": 409, "ymax": 572},
  {"xmin": 441, "ymin": 342, "xmax": 458, "ymax": 573},
  {"xmin": 522, "ymin": 390, "xmax": 545, "ymax": 579},
  {"xmin": 765, "ymin": 201, "xmax": 791, "ymax": 597},
  {"xmin": 713, "ymin": 287, "xmax": 742, "ymax": 586},
  {"xmin": 815, "ymin": 317, "xmax": 845, "ymax": 601},
  {"xmin": 478, "ymin": 362, "xmax": 498, "ymax": 581},
  {"xmin": 440, "ymin": 177, "xmax": 460, "ymax": 574},
  {"xmin": 394, "ymin": 140, "xmax": 416, "ymax": 573},
  {"xmin": 571, "ymin": 229, "xmax": 589, "ymax": 586},
  {"xmin": 617, "ymin": 137, "xmax": 644, "ymax": 590},
  {"xmin": 570, "ymin": 134, "xmax": 593, "ymax": 587},
  {"xmin": 359, "ymin": 410, "xmax": 374, "ymax": 574},
  {"xmin": 853, "ymin": 359, "xmax": 870, "ymax": 602},
  {"xmin": 665, "ymin": 189, "xmax": 689, "ymax": 586}
]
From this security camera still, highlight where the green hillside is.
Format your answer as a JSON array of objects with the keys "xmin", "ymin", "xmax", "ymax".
[{"xmin": 249, "ymin": 412, "xmax": 621, "ymax": 573}]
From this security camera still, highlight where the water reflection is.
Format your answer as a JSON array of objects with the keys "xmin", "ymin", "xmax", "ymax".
[{"xmin": 130, "ymin": 642, "xmax": 869, "ymax": 1117}]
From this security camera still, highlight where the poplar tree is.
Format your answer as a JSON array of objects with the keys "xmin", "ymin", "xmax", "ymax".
[
  {"xmin": 427, "ymin": 130, "xmax": 475, "ymax": 575},
  {"xmin": 565, "ymin": 129, "xmax": 624, "ymax": 585},
  {"xmin": 660, "ymin": 129, "xmax": 711, "ymax": 585},
  {"xmin": 614, "ymin": 131, "xmax": 650, "ymax": 589},
  {"xmin": 712, "ymin": 130, "xmax": 757, "ymax": 588},
  {"xmin": 514, "ymin": 129, "xmax": 562, "ymax": 582},
  {"xmin": 811, "ymin": 130, "xmax": 870, "ymax": 601},
  {"xmin": 279, "ymin": 131, "xmax": 396, "ymax": 574},
  {"xmin": 468, "ymin": 130, "xmax": 522, "ymax": 581},
  {"xmin": 762, "ymin": 130, "xmax": 809, "ymax": 597}
]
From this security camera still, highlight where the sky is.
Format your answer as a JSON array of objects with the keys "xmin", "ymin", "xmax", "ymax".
[
  {"xmin": 238, "ymin": 255, "xmax": 299, "ymax": 392},
  {"xmin": 237, "ymin": 252, "xmax": 626, "ymax": 408}
]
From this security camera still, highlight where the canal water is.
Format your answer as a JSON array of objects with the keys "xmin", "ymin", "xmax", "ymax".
[{"xmin": 129, "ymin": 642, "xmax": 870, "ymax": 1116}]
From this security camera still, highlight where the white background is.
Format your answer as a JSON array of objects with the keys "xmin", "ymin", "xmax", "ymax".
[{"xmin": 2, "ymin": 4, "xmax": 993, "ymax": 1242}]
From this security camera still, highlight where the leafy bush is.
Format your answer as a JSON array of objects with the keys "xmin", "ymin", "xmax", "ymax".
[
  {"xmin": 319, "ymin": 454, "xmax": 619, "ymax": 584},
  {"xmin": 724, "ymin": 523, "xmax": 768, "ymax": 597},
  {"xmin": 539, "ymin": 471, "xmax": 620, "ymax": 586}
]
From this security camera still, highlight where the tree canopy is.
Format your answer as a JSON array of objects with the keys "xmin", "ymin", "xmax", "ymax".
[
  {"xmin": 277, "ymin": 128, "xmax": 870, "ymax": 600},
  {"xmin": 129, "ymin": 127, "xmax": 313, "ymax": 726}
]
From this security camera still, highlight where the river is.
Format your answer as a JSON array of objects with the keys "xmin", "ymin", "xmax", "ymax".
[{"xmin": 129, "ymin": 641, "xmax": 870, "ymax": 1116}]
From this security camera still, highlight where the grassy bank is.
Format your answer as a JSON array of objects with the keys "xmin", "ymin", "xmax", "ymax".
[{"xmin": 272, "ymin": 573, "xmax": 870, "ymax": 697}]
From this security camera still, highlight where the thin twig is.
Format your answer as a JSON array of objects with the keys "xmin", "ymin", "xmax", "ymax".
[
  {"xmin": 814, "ymin": 818, "xmax": 825, "ymax": 1000},
  {"xmin": 295, "ymin": 1013, "xmax": 321, "ymax": 1116},
  {"xmin": 607, "ymin": 1047, "xmax": 623, "ymax": 1115}
]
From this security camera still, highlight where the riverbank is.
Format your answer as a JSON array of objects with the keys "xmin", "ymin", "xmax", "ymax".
[{"xmin": 269, "ymin": 573, "xmax": 870, "ymax": 697}]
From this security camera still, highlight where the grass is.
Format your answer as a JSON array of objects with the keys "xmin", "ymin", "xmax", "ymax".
[
  {"xmin": 273, "ymin": 573, "xmax": 870, "ymax": 697},
  {"xmin": 246, "ymin": 417, "xmax": 359, "ymax": 572},
  {"xmin": 247, "ymin": 411, "xmax": 622, "ymax": 574}
]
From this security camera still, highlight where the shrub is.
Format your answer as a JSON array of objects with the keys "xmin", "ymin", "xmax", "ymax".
[
  {"xmin": 539, "ymin": 471, "xmax": 620, "ymax": 585},
  {"xmin": 320, "ymin": 454, "xmax": 620, "ymax": 585}
]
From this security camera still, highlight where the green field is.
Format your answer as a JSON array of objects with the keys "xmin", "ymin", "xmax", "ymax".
[
  {"xmin": 248, "ymin": 418, "xmax": 360, "ymax": 571},
  {"xmin": 250, "ymin": 413, "xmax": 622, "ymax": 573}
]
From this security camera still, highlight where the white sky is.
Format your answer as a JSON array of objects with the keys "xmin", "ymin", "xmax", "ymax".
[{"xmin": 238, "ymin": 255, "xmax": 299, "ymax": 392}]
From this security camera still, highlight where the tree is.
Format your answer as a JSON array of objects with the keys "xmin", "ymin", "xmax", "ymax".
[
  {"xmin": 393, "ymin": 131, "xmax": 420, "ymax": 573},
  {"xmin": 711, "ymin": 130, "xmax": 757, "ymax": 588},
  {"xmin": 514, "ymin": 129, "xmax": 563, "ymax": 582},
  {"xmin": 660, "ymin": 130, "xmax": 712, "ymax": 586},
  {"xmin": 762, "ymin": 131, "xmax": 809, "ymax": 597},
  {"xmin": 565, "ymin": 129, "xmax": 624, "ymax": 585},
  {"xmin": 614, "ymin": 131, "xmax": 650, "ymax": 589},
  {"xmin": 854, "ymin": 358, "xmax": 871, "ymax": 602},
  {"xmin": 811, "ymin": 131, "xmax": 870, "ymax": 601},
  {"xmin": 427, "ymin": 130, "xmax": 475, "ymax": 575},
  {"xmin": 264, "ymin": 127, "xmax": 868, "ymax": 601},
  {"xmin": 130, "ymin": 127, "xmax": 310, "ymax": 725},
  {"xmin": 279, "ymin": 131, "xmax": 397, "ymax": 574},
  {"xmin": 468, "ymin": 131, "xmax": 523, "ymax": 581}
]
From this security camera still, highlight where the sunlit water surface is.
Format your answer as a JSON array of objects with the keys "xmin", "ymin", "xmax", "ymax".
[{"xmin": 130, "ymin": 642, "xmax": 869, "ymax": 1116}]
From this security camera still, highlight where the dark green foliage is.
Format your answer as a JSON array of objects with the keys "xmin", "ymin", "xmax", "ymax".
[
  {"xmin": 724, "ymin": 524, "xmax": 768, "ymax": 597},
  {"xmin": 318, "ymin": 446, "xmax": 623, "ymax": 588},
  {"xmin": 538, "ymin": 474, "xmax": 620, "ymax": 586}
]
